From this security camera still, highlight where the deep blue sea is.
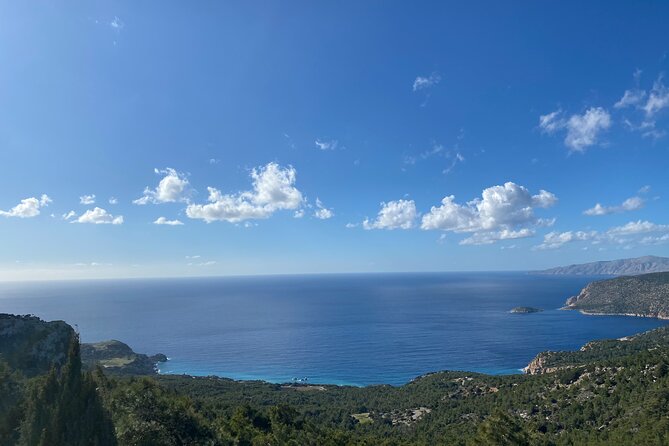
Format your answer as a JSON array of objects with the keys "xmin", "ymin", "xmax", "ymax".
[{"xmin": 0, "ymin": 272, "xmax": 666, "ymax": 386}]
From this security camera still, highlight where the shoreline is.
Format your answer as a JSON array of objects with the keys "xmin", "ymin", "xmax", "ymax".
[
  {"xmin": 154, "ymin": 312, "xmax": 669, "ymax": 387},
  {"xmin": 561, "ymin": 306, "xmax": 669, "ymax": 320}
]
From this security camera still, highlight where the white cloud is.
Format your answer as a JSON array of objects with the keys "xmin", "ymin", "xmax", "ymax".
[
  {"xmin": 641, "ymin": 234, "xmax": 669, "ymax": 245},
  {"xmin": 186, "ymin": 162, "xmax": 304, "ymax": 223},
  {"xmin": 535, "ymin": 219, "xmax": 669, "ymax": 250},
  {"xmin": 460, "ymin": 228, "xmax": 535, "ymax": 246},
  {"xmin": 643, "ymin": 76, "xmax": 669, "ymax": 117},
  {"xmin": 421, "ymin": 183, "xmax": 557, "ymax": 241},
  {"xmin": 134, "ymin": 168, "xmax": 191, "ymax": 205},
  {"xmin": 565, "ymin": 108, "xmax": 611, "ymax": 151},
  {"xmin": 313, "ymin": 198, "xmax": 334, "ymax": 220},
  {"xmin": 108, "ymin": 197, "xmax": 118, "ymax": 205},
  {"xmin": 345, "ymin": 222, "xmax": 358, "ymax": 228},
  {"xmin": 153, "ymin": 217, "xmax": 184, "ymax": 226},
  {"xmin": 539, "ymin": 107, "xmax": 611, "ymax": 152},
  {"xmin": 614, "ymin": 89, "xmax": 646, "ymax": 109},
  {"xmin": 314, "ymin": 139, "xmax": 338, "ymax": 151},
  {"xmin": 293, "ymin": 209, "xmax": 305, "ymax": 218},
  {"xmin": 75, "ymin": 207, "xmax": 123, "ymax": 225},
  {"xmin": 62, "ymin": 211, "xmax": 77, "ymax": 221},
  {"xmin": 535, "ymin": 230, "xmax": 597, "ymax": 250},
  {"xmin": 80, "ymin": 194, "xmax": 96, "ymax": 205},
  {"xmin": 412, "ymin": 73, "xmax": 441, "ymax": 91},
  {"xmin": 539, "ymin": 110, "xmax": 565, "ymax": 133},
  {"xmin": 584, "ymin": 196, "xmax": 645, "ymax": 216},
  {"xmin": 606, "ymin": 220, "xmax": 669, "ymax": 236},
  {"xmin": 0, "ymin": 195, "xmax": 51, "ymax": 218},
  {"xmin": 363, "ymin": 199, "xmax": 417, "ymax": 230}
]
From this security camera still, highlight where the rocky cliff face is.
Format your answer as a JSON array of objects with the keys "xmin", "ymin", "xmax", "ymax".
[{"xmin": 0, "ymin": 314, "xmax": 74, "ymax": 376}]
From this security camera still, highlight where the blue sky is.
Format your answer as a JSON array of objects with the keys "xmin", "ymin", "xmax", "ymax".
[{"xmin": 1, "ymin": 1, "xmax": 669, "ymax": 280}]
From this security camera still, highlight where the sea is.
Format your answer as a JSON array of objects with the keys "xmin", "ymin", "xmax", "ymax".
[{"xmin": 0, "ymin": 272, "xmax": 666, "ymax": 386}]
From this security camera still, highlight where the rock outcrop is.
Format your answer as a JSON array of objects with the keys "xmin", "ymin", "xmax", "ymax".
[{"xmin": 0, "ymin": 314, "xmax": 74, "ymax": 376}]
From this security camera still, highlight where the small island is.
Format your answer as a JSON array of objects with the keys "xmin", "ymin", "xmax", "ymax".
[{"xmin": 510, "ymin": 306, "xmax": 543, "ymax": 314}]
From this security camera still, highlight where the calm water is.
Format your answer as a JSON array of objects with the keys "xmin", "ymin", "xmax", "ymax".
[{"xmin": 0, "ymin": 272, "xmax": 666, "ymax": 386}]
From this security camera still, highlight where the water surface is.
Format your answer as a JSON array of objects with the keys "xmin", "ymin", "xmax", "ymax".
[{"xmin": 0, "ymin": 272, "xmax": 665, "ymax": 386}]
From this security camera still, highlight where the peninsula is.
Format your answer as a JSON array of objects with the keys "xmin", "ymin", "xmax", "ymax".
[{"xmin": 562, "ymin": 271, "xmax": 669, "ymax": 319}]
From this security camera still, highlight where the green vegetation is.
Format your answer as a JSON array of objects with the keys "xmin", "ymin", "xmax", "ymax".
[
  {"xmin": 81, "ymin": 340, "xmax": 167, "ymax": 376},
  {"xmin": 565, "ymin": 271, "xmax": 669, "ymax": 318},
  {"xmin": 510, "ymin": 307, "xmax": 543, "ymax": 314},
  {"xmin": 2, "ymin": 309, "xmax": 669, "ymax": 445}
]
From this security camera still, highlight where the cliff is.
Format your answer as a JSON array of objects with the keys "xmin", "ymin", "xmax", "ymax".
[{"xmin": 0, "ymin": 313, "xmax": 74, "ymax": 376}]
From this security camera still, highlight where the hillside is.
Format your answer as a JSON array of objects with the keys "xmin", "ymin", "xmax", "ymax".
[
  {"xmin": 3, "ymin": 312, "xmax": 669, "ymax": 444},
  {"xmin": 564, "ymin": 271, "xmax": 669, "ymax": 318},
  {"xmin": 534, "ymin": 255, "xmax": 669, "ymax": 276}
]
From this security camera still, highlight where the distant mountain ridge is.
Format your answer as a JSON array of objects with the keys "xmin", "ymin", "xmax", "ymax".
[{"xmin": 533, "ymin": 255, "xmax": 669, "ymax": 276}]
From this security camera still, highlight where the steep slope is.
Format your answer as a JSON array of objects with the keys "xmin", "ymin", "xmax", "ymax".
[{"xmin": 0, "ymin": 314, "xmax": 74, "ymax": 376}]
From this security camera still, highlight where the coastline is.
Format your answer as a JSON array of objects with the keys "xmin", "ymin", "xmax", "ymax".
[
  {"xmin": 561, "ymin": 306, "xmax": 669, "ymax": 320},
  {"xmin": 155, "ymin": 312, "xmax": 669, "ymax": 386}
]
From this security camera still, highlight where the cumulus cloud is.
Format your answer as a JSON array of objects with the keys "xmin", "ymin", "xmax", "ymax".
[
  {"xmin": 153, "ymin": 217, "xmax": 184, "ymax": 226},
  {"xmin": 0, "ymin": 195, "xmax": 51, "ymax": 218},
  {"xmin": 584, "ymin": 196, "xmax": 645, "ymax": 216},
  {"xmin": 535, "ymin": 230, "xmax": 597, "ymax": 249},
  {"xmin": 459, "ymin": 228, "xmax": 535, "ymax": 246},
  {"xmin": 80, "ymin": 194, "xmax": 96, "ymax": 205},
  {"xmin": 108, "ymin": 197, "xmax": 118, "ymax": 205},
  {"xmin": 134, "ymin": 168, "xmax": 191, "ymax": 205},
  {"xmin": 186, "ymin": 162, "xmax": 304, "ymax": 223},
  {"xmin": 606, "ymin": 220, "xmax": 669, "ymax": 236},
  {"xmin": 535, "ymin": 220, "xmax": 669, "ymax": 250},
  {"xmin": 314, "ymin": 139, "xmax": 338, "ymax": 151},
  {"xmin": 75, "ymin": 207, "xmax": 123, "ymax": 225},
  {"xmin": 412, "ymin": 73, "xmax": 441, "ymax": 91},
  {"xmin": 539, "ymin": 107, "xmax": 611, "ymax": 152},
  {"xmin": 313, "ymin": 198, "xmax": 334, "ymax": 220},
  {"xmin": 420, "ymin": 182, "xmax": 557, "ymax": 244},
  {"xmin": 62, "ymin": 211, "xmax": 77, "ymax": 221},
  {"xmin": 363, "ymin": 199, "xmax": 417, "ymax": 230}
]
